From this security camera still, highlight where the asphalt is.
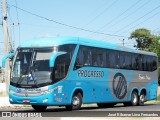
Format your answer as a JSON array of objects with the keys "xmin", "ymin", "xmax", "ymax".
[{"xmin": 0, "ymin": 103, "xmax": 160, "ymax": 117}]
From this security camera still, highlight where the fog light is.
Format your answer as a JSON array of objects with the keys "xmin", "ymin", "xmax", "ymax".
[
  {"xmin": 9, "ymin": 98, "xmax": 13, "ymax": 102},
  {"xmin": 43, "ymin": 98, "xmax": 48, "ymax": 103}
]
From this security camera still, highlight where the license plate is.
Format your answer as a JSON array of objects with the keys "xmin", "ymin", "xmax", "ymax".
[{"xmin": 23, "ymin": 100, "xmax": 30, "ymax": 103}]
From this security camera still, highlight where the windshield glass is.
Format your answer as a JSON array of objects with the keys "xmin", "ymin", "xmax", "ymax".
[
  {"xmin": 11, "ymin": 48, "xmax": 53, "ymax": 87},
  {"xmin": 11, "ymin": 44, "xmax": 76, "ymax": 88}
]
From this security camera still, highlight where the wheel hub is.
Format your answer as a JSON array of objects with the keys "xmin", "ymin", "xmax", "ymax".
[
  {"xmin": 133, "ymin": 94, "xmax": 137, "ymax": 103},
  {"xmin": 140, "ymin": 95, "xmax": 144, "ymax": 102},
  {"xmin": 72, "ymin": 96, "xmax": 80, "ymax": 106}
]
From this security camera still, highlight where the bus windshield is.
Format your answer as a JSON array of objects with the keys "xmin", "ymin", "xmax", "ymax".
[{"xmin": 11, "ymin": 44, "xmax": 76, "ymax": 88}]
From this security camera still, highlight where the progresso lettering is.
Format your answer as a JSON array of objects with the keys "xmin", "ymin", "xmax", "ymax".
[{"xmin": 78, "ymin": 70, "xmax": 104, "ymax": 78}]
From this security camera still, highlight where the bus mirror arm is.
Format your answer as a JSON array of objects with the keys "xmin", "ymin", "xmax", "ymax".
[
  {"xmin": 49, "ymin": 51, "xmax": 67, "ymax": 68},
  {"xmin": 2, "ymin": 53, "xmax": 14, "ymax": 69}
]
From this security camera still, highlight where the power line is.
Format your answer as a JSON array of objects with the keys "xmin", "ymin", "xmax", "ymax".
[
  {"xmin": 10, "ymin": 5, "xmax": 127, "ymax": 38},
  {"xmin": 153, "ymin": 26, "xmax": 160, "ymax": 32},
  {"xmin": 113, "ymin": 4, "xmax": 160, "ymax": 34},
  {"xmin": 80, "ymin": 0, "xmax": 119, "ymax": 28},
  {"xmin": 98, "ymin": 0, "xmax": 142, "ymax": 31},
  {"xmin": 14, "ymin": 0, "xmax": 21, "ymax": 44},
  {"xmin": 100, "ymin": 0, "xmax": 151, "ymax": 32},
  {"xmin": 118, "ymin": 9, "xmax": 160, "ymax": 35},
  {"xmin": 79, "ymin": 0, "xmax": 109, "ymax": 23}
]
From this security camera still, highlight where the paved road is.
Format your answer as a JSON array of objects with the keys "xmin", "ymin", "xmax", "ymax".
[{"xmin": 0, "ymin": 103, "xmax": 160, "ymax": 117}]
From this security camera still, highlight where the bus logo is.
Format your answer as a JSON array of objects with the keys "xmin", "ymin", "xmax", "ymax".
[{"xmin": 113, "ymin": 73, "xmax": 127, "ymax": 99}]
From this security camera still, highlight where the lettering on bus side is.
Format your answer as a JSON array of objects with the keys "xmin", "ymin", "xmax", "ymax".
[{"xmin": 78, "ymin": 70, "xmax": 104, "ymax": 78}]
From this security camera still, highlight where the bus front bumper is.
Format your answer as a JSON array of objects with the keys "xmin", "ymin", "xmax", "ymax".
[{"xmin": 9, "ymin": 91, "xmax": 69, "ymax": 106}]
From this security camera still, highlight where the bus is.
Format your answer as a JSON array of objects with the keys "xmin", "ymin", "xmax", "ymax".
[{"xmin": 2, "ymin": 37, "xmax": 158, "ymax": 111}]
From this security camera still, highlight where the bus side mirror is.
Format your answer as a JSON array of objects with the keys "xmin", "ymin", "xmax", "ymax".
[
  {"xmin": 49, "ymin": 51, "xmax": 67, "ymax": 68},
  {"xmin": 2, "ymin": 53, "xmax": 14, "ymax": 69}
]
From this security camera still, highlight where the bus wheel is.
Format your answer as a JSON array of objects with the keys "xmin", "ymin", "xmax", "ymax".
[
  {"xmin": 97, "ymin": 103, "xmax": 115, "ymax": 108},
  {"xmin": 65, "ymin": 92, "xmax": 82, "ymax": 111},
  {"xmin": 138, "ymin": 92, "xmax": 145, "ymax": 106},
  {"xmin": 131, "ymin": 91, "xmax": 138, "ymax": 106},
  {"xmin": 32, "ymin": 105, "xmax": 47, "ymax": 111}
]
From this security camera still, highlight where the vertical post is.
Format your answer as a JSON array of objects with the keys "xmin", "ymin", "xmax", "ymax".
[
  {"xmin": 2, "ymin": 0, "xmax": 9, "ymax": 92},
  {"xmin": 122, "ymin": 39, "xmax": 125, "ymax": 46}
]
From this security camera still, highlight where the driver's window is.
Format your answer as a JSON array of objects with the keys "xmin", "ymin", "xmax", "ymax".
[{"xmin": 54, "ymin": 54, "xmax": 70, "ymax": 80}]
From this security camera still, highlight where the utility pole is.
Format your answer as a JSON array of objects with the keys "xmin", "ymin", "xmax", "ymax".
[
  {"xmin": 119, "ymin": 39, "xmax": 125, "ymax": 46},
  {"xmin": 122, "ymin": 39, "xmax": 125, "ymax": 46},
  {"xmin": 2, "ymin": 0, "xmax": 9, "ymax": 92},
  {"xmin": 9, "ymin": 24, "xmax": 13, "ymax": 52}
]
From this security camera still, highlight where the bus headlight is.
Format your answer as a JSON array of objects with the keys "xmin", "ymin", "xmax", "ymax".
[{"xmin": 41, "ymin": 87, "xmax": 57, "ymax": 95}]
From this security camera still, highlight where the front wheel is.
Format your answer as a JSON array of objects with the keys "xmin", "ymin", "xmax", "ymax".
[
  {"xmin": 32, "ymin": 105, "xmax": 47, "ymax": 111},
  {"xmin": 65, "ymin": 92, "xmax": 82, "ymax": 111}
]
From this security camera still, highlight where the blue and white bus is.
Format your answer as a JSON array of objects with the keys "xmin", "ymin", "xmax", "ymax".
[{"xmin": 2, "ymin": 37, "xmax": 158, "ymax": 111}]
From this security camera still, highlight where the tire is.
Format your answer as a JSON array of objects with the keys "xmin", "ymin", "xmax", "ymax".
[
  {"xmin": 131, "ymin": 91, "xmax": 138, "ymax": 106},
  {"xmin": 65, "ymin": 92, "xmax": 82, "ymax": 111},
  {"xmin": 32, "ymin": 105, "xmax": 47, "ymax": 111},
  {"xmin": 124, "ymin": 91, "xmax": 138, "ymax": 106},
  {"xmin": 138, "ymin": 92, "xmax": 145, "ymax": 106},
  {"xmin": 97, "ymin": 103, "xmax": 115, "ymax": 108}
]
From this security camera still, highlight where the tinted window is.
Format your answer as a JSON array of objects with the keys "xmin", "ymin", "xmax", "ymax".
[
  {"xmin": 54, "ymin": 44, "xmax": 76, "ymax": 80},
  {"xmin": 108, "ymin": 50, "xmax": 119, "ymax": 68},
  {"xmin": 132, "ymin": 54, "xmax": 139, "ymax": 70},
  {"xmin": 74, "ymin": 46, "xmax": 92, "ymax": 69},
  {"xmin": 138, "ymin": 54, "xmax": 143, "ymax": 71},
  {"xmin": 92, "ymin": 47, "xmax": 105, "ymax": 67},
  {"xmin": 74, "ymin": 45, "xmax": 157, "ymax": 71},
  {"xmin": 151, "ymin": 56, "xmax": 157, "ymax": 71},
  {"xmin": 120, "ymin": 52, "xmax": 132, "ymax": 69}
]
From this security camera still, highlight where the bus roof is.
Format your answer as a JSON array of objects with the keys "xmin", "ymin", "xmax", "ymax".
[{"xmin": 19, "ymin": 36, "xmax": 157, "ymax": 56}]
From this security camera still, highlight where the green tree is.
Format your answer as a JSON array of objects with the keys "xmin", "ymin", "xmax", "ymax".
[
  {"xmin": 145, "ymin": 35, "xmax": 160, "ymax": 85},
  {"xmin": 130, "ymin": 28, "xmax": 154, "ymax": 50},
  {"xmin": 146, "ymin": 36, "xmax": 160, "ymax": 54}
]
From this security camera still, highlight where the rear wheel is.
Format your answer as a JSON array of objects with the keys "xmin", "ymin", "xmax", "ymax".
[
  {"xmin": 124, "ymin": 91, "xmax": 138, "ymax": 106},
  {"xmin": 138, "ymin": 92, "xmax": 145, "ymax": 106},
  {"xmin": 65, "ymin": 92, "xmax": 82, "ymax": 111},
  {"xmin": 32, "ymin": 105, "xmax": 47, "ymax": 111}
]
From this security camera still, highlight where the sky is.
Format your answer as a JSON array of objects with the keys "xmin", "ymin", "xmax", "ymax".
[{"xmin": 0, "ymin": 0, "xmax": 160, "ymax": 65}]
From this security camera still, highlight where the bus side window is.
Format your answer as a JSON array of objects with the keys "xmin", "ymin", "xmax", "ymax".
[
  {"xmin": 143, "ymin": 56, "xmax": 148, "ymax": 71},
  {"xmin": 151, "ymin": 57, "xmax": 157, "ymax": 71},
  {"xmin": 92, "ymin": 48, "xmax": 105, "ymax": 67},
  {"xmin": 74, "ymin": 46, "xmax": 92, "ymax": 69},
  {"xmin": 120, "ymin": 52, "xmax": 125, "ymax": 69},
  {"xmin": 132, "ymin": 54, "xmax": 137, "ymax": 70},
  {"xmin": 138, "ymin": 54, "xmax": 143, "ymax": 71},
  {"xmin": 108, "ymin": 50, "xmax": 119, "ymax": 69}
]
